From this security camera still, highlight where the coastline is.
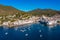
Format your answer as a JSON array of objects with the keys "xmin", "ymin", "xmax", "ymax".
[
  {"xmin": 0, "ymin": 15, "xmax": 60, "ymax": 28},
  {"xmin": 0, "ymin": 20, "xmax": 39, "ymax": 28},
  {"xmin": 0, "ymin": 16, "xmax": 40, "ymax": 27}
]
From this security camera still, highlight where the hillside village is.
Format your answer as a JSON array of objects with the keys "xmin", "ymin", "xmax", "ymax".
[
  {"xmin": 0, "ymin": 5, "xmax": 60, "ymax": 27},
  {"xmin": 0, "ymin": 13, "xmax": 40, "ymax": 27},
  {"xmin": 0, "ymin": 14, "xmax": 60, "ymax": 27}
]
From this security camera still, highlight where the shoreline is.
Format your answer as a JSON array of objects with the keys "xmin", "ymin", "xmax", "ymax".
[
  {"xmin": 0, "ymin": 16, "xmax": 40, "ymax": 27},
  {"xmin": 0, "ymin": 21, "xmax": 39, "ymax": 28},
  {"xmin": 0, "ymin": 15, "xmax": 60, "ymax": 28},
  {"xmin": 0, "ymin": 20, "xmax": 60, "ymax": 28}
]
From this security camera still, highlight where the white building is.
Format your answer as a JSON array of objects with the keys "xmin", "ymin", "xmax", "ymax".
[{"xmin": 2, "ymin": 22, "xmax": 9, "ymax": 26}]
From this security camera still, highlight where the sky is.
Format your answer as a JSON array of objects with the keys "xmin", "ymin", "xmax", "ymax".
[{"xmin": 0, "ymin": 0, "xmax": 60, "ymax": 11}]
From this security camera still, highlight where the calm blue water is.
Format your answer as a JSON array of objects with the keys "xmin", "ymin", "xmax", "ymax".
[{"xmin": 0, "ymin": 22, "xmax": 60, "ymax": 40}]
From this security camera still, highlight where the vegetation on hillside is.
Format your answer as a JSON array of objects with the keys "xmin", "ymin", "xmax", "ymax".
[
  {"xmin": 28, "ymin": 8, "xmax": 60, "ymax": 16},
  {"xmin": 0, "ymin": 5, "xmax": 60, "ymax": 24}
]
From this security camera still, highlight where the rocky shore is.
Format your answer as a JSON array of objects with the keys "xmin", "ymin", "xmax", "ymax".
[
  {"xmin": 0, "ymin": 16, "xmax": 40, "ymax": 27},
  {"xmin": 39, "ymin": 15, "xmax": 60, "ymax": 27},
  {"xmin": 0, "ymin": 15, "xmax": 60, "ymax": 28}
]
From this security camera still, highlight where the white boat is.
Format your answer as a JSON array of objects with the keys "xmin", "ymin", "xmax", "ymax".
[{"xmin": 47, "ymin": 20, "xmax": 57, "ymax": 27}]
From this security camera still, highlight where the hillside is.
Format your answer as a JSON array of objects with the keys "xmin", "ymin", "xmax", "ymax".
[
  {"xmin": 0, "ymin": 5, "xmax": 30, "ymax": 16},
  {"xmin": 28, "ymin": 8, "xmax": 60, "ymax": 16},
  {"xmin": 0, "ymin": 5, "xmax": 32, "ymax": 23},
  {"xmin": 0, "ymin": 5, "xmax": 60, "ymax": 17},
  {"xmin": 0, "ymin": 5, "xmax": 60, "ymax": 27}
]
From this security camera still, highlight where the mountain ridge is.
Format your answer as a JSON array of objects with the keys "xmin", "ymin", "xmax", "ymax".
[
  {"xmin": 0, "ymin": 5, "xmax": 60, "ymax": 16},
  {"xmin": 28, "ymin": 8, "xmax": 60, "ymax": 16}
]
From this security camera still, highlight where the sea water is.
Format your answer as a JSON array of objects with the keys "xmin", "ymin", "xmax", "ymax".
[{"xmin": 0, "ymin": 22, "xmax": 60, "ymax": 40}]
